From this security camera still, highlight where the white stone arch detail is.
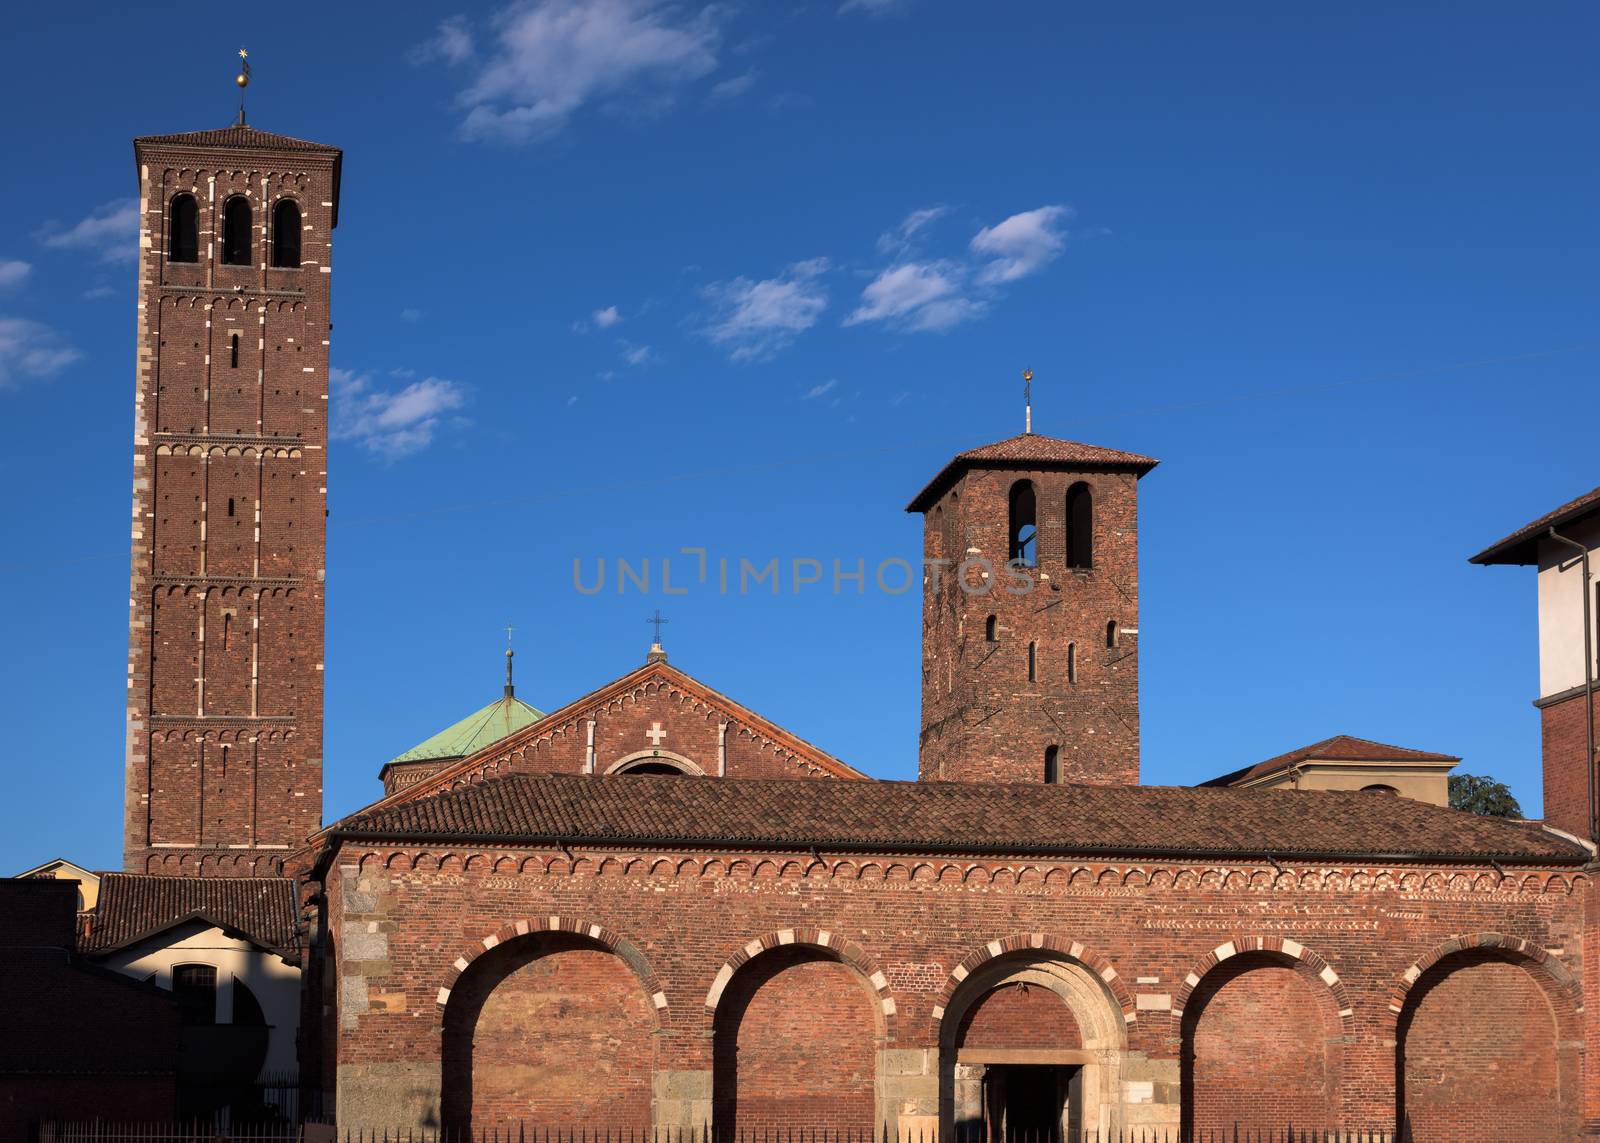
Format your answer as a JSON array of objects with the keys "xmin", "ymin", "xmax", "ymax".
[{"xmin": 604, "ymin": 749, "xmax": 706, "ymax": 776}]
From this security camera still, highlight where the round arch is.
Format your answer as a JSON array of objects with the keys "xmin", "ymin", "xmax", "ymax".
[
  {"xmin": 436, "ymin": 914, "xmax": 668, "ymax": 1014},
  {"xmin": 604, "ymin": 749, "xmax": 706, "ymax": 775}
]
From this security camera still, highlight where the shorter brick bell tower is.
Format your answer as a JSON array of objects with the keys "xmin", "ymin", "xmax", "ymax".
[{"xmin": 907, "ymin": 431, "xmax": 1158, "ymax": 785}]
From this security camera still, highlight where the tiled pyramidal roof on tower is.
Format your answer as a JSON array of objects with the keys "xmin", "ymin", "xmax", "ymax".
[
  {"xmin": 133, "ymin": 125, "xmax": 339, "ymax": 153},
  {"xmin": 331, "ymin": 773, "xmax": 1586, "ymax": 863},
  {"xmin": 906, "ymin": 432, "xmax": 1160, "ymax": 511}
]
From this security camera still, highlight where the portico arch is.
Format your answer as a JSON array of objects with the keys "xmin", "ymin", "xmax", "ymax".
[{"xmin": 937, "ymin": 942, "xmax": 1130, "ymax": 1140}]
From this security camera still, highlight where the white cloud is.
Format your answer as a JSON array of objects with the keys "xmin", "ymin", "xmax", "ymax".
[
  {"xmin": 621, "ymin": 341, "xmax": 651, "ymax": 365},
  {"xmin": 83, "ymin": 284, "xmax": 117, "ymax": 300},
  {"xmin": 708, "ymin": 69, "xmax": 757, "ymax": 101},
  {"xmin": 450, "ymin": 0, "xmax": 724, "ymax": 142},
  {"xmin": 803, "ymin": 379, "xmax": 837, "ymax": 400},
  {"xmin": 0, "ymin": 317, "xmax": 80, "ymax": 389},
  {"xmin": 593, "ymin": 304, "xmax": 621, "ymax": 328},
  {"xmin": 840, "ymin": 0, "xmax": 908, "ymax": 14},
  {"xmin": 400, "ymin": 307, "xmax": 423, "ymax": 322},
  {"xmin": 330, "ymin": 368, "xmax": 468, "ymax": 459},
  {"xmin": 876, "ymin": 206, "xmax": 946, "ymax": 256},
  {"xmin": 414, "ymin": 15, "xmax": 475, "ymax": 65},
  {"xmin": 845, "ymin": 261, "xmax": 982, "ymax": 332},
  {"xmin": 0, "ymin": 260, "xmax": 31, "ymax": 289},
  {"xmin": 39, "ymin": 199, "xmax": 140, "ymax": 263},
  {"xmin": 970, "ymin": 204, "xmax": 1070, "ymax": 285},
  {"xmin": 702, "ymin": 257, "xmax": 829, "ymax": 361}
]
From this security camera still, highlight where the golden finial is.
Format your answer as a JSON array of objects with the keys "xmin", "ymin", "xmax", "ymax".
[
  {"xmin": 1022, "ymin": 369, "xmax": 1034, "ymax": 434},
  {"xmin": 235, "ymin": 49, "xmax": 251, "ymax": 126}
]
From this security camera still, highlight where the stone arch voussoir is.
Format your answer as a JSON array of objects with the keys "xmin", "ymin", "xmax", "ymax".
[
  {"xmin": 931, "ymin": 932, "xmax": 1136, "ymax": 1027},
  {"xmin": 705, "ymin": 927, "xmax": 898, "ymax": 1037},
  {"xmin": 1387, "ymin": 932, "xmax": 1580, "ymax": 1030},
  {"xmin": 1172, "ymin": 936, "xmax": 1354, "ymax": 1022}
]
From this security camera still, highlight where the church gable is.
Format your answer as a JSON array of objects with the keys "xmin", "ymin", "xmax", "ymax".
[{"xmin": 350, "ymin": 659, "xmax": 866, "ymax": 817}]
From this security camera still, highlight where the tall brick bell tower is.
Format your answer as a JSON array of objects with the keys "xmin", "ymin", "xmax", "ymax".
[
  {"xmin": 907, "ymin": 423, "xmax": 1158, "ymax": 785},
  {"xmin": 124, "ymin": 118, "xmax": 340, "ymax": 875}
]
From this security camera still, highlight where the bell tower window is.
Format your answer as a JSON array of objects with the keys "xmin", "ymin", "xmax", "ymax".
[
  {"xmin": 985, "ymin": 615, "xmax": 997, "ymax": 643},
  {"xmin": 1106, "ymin": 620, "xmax": 1119, "ymax": 649},
  {"xmin": 1044, "ymin": 745, "xmax": 1060, "ymax": 784},
  {"xmin": 1027, "ymin": 640, "xmax": 1037, "ymax": 682},
  {"xmin": 271, "ymin": 200, "xmax": 302, "ymax": 268},
  {"xmin": 221, "ymin": 197, "xmax": 252, "ymax": 266},
  {"xmin": 168, "ymin": 194, "xmax": 198, "ymax": 263},
  {"xmin": 1066, "ymin": 481, "xmax": 1093, "ymax": 569},
  {"xmin": 1008, "ymin": 479, "xmax": 1037, "ymax": 567}
]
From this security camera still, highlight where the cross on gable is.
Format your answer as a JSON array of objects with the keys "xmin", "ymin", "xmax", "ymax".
[{"xmin": 646, "ymin": 722, "xmax": 666, "ymax": 746}]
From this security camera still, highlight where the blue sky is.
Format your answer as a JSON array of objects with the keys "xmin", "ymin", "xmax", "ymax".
[{"xmin": 0, "ymin": 1, "xmax": 1596, "ymax": 873}]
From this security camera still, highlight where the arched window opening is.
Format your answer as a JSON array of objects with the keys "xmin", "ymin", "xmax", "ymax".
[
  {"xmin": 226, "ymin": 497, "xmax": 235, "ymax": 518},
  {"xmin": 229, "ymin": 333, "xmax": 239, "ymax": 369},
  {"xmin": 1044, "ymin": 745, "xmax": 1060, "ymax": 785},
  {"xmin": 171, "ymin": 963, "xmax": 217, "ymax": 1025},
  {"xmin": 221, "ymin": 197, "xmax": 252, "ymax": 266},
  {"xmin": 1027, "ymin": 640, "xmax": 1037, "ymax": 682},
  {"xmin": 221, "ymin": 611, "xmax": 232, "ymax": 649},
  {"xmin": 1008, "ymin": 480, "xmax": 1037, "ymax": 567},
  {"xmin": 168, "ymin": 194, "xmax": 199, "ymax": 263},
  {"xmin": 1067, "ymin": 642, "xmax": 1077, "ymax": 683},
  {"xmin": 985, "ymin": 615, "xmax": 998, "ymax": 643},
  {"xmin": 1065, "ymin": 482, "xmax": 1094, "ymax": 569},
  {"xmin": 218, "ymin": 743, "xmax": 229, "ymax": 774},
  {"xmin": 271, "ymin": 199, "xmax": 302, "ymax": 268},
  {"xmin": 1361, "ymin": 784, "xmax": 1400, "ymax": 795},
  {"xmin": 1106, "ymin": 620, "xmax": 1119, "ymax": 649}
]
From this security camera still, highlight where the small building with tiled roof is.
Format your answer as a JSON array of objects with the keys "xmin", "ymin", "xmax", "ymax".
[{"xmin": 1200, "ymin": 734, "xmax": 1460, "ymax": 805}]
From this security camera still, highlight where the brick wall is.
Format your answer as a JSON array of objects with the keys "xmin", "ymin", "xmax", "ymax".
[
  {"xmin": 712, "ymin": 947, "xmax": 882, "ymax": 1131},
  {"xmin": 1540, "ymin": 690, "xmax": 1599, "ymax": 839},
  {"xmin": 1398, "ymin": 952, "xmax": 1572, "ymax": 1141},
  {"xmin": 328, "ymin": 846, "xmax": 1586, "ymax": 1135},
  {"xmin": 125, "ymin": 135, "xmax": 335, "ymax": 875},
  {"xmin": 957, "ymin": 982, "xmax": 1083, "ymax": 1050},
  {"xmin": 442, "ymin": 933, "xmax": 656, "ymax": 1134},
  {"xmin": 917, "ymin": 468, "xmax": 1141, "ymax": 786},
  {"xmin": 1184, "ymin": 955, "xmax": 1339, "ymax": 1133}
]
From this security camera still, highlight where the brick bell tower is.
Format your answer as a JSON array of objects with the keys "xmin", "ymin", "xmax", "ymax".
[
  {"xmin": 906, "ymin": 409, "xmax": 1158, "ymax": 785},
  {"xmin": 123, "ymin": 111, "xmax": 340, "ymax": 875}
]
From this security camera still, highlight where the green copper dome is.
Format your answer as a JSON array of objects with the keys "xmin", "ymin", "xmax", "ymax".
[{"xmin": 384, "ymin": 694, "xmax": 545, "ymax": 769}]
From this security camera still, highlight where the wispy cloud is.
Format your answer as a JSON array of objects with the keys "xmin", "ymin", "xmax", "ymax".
[
  {"xmin": 83, "ymin": 284, "xmax": 117, "ymax": 300},
  {"xmin": 400, "ymin": 307, "xmax": 423, "ymax": 323},
  {"xmin": 840, "ymin": 0, "xmax": 910, "ymax": 15},
  {"xmin": 621, "ymin": 341, "xmax": 652, "ymax": 365},
  {"xmin": 702, "ymin": 257, "xmax": 830, "ymax": 362},
  {"xmin": 708, "ymin": 69, "xmax": 757, "ymax": 101},
  {"xmin": 803, "ymin": 379, "xmax": 838, "ymax": 400},
  {"xmin": 330, "ymin": 368, "xmax": 468, "ymax": 459},
  {"xmin": 38, "ymin": 199, "xmax": 140, "ymax": 263},
  {"xmin": 970, "ymin": 205, "xmax": 1070, "ymax": 285},
  {"xmin": 437, "ymin": 0, "xmax": 725, "ymax": 143},
  {"xmin": 593, "ymin": 304, "xmax": 622, "ymax": 328},
  {"xmin": 413, "ymin": 15, "xmax": 475, "ymax": 65},
  {"xmin": 0, "ymin": 317, "xmax": 81, "ymax": 389},
  {"xmin": 845, "ymin": 261, "xmax": 982, "ymax": 332},
  {"xmin": 0, "ymin": 260, "xmax": 31, "ymax": 289},
  {"xmin": 875, "ymin": 206, "xmax": 946, "ymax": 257}
]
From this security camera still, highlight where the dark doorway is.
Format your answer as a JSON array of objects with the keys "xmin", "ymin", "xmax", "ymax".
[{"xmin": 981, "ymin": 1065, "xmax": 1080, "ymax": 1143}]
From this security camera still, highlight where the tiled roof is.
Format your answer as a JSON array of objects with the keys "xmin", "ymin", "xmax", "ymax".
[
  {"xmin": 330, "ymin": 772, "xmax": 1582, "ymax": 863},
  {"xmin": 1202, "ymin": 735, "xmax": 1460, "ymax": 788},
  {"xmin": 82, "ymin": 874, "xmax": 300, "ymax": 956},
  {"xmin": 907, "ymin": 433, "xmax": 1159, "ymax": 511},
  {"xmin": 1471, "ymin": 485, "xmax": 1600, "ymax": 566},
  {"xmin": 383, "ymin": 695, "xmax": 546, "ymax": 770},
  {"xmin": 134, "ymin": 125, "xmax": 339, "ymax": 154}
]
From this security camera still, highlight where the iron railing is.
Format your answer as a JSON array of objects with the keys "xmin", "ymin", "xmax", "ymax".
[{"xmin": 37, "ymin": 1126, "xmax": 1398, "ymax": 1143}]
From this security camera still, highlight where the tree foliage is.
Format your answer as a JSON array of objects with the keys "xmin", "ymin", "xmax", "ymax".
[{"xmin": 1448, "ymin": 773, "xmax": 1524, "ymax": 819}]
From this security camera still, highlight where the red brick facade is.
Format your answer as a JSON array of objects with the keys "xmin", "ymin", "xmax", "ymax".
[
  {"xmin": 1540, "ymin": 688, "xmax": 1599, "ymax": 841},
  {"xmin": 911, "ymin": 443, "xmax": 1151, "ymax": 786},
  {"xmin": 124, "ymin": 127, "xmax": 339, "ymax": 875}
]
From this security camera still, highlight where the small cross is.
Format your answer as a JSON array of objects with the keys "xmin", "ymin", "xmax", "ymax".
[
  {"xmin": 505, "ymin": 622, "xmax": 514, "ymax": 649},
  {"xmin": 646, "ymin": 721, "xmax": 667, "ymax": 746},
  {"xmin": 647, "ymin": 609, "xmax": 668, "ymax": 643}
]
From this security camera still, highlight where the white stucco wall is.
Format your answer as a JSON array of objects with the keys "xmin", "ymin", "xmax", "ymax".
[
  {"xmin": 1537, "ymin": 514, "xmax": 1600, "ymax": 699},
  {"xmin": 97, "ymin": 920, "xmax": 301, "ymax": 1076}
]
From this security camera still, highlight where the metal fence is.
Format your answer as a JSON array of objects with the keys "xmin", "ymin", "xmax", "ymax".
[{"xmin": 37, "ymin": 1127, "xmax": 1397, "ymax": 1143}]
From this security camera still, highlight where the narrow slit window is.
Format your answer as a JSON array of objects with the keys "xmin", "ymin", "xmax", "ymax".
[
  {"xmin": 1067, "ymin": 642, "xmax": 1076, "ymax": 683},
  {"xmin": 222, "ymin": 612, "xmax": 231, "ymax": 649},
  {"xmin": 230, "ymin": 333, "xmax": 239, "ymax": 369},
  {"xmin": 985, "ymin": 615, "xmax": 997, "ymax": 643},
  {"xmin": 227, "ymin": 497, "xmax": 235, "ymax": 518},
  {"xmin": 221, "ymin": 197, "xmax": 252, "ymax": 266},
  {"xmin": 1008, "ymin": 480, "xmax": 1038, "ymax": 567},
  {"xmin": 1106, "ymin": 619, "xmax": 1119, "ymax": 649},
  {"xmin": 168, "ymin": 194, "xmax": 199, "ymax": 263},
  {"xmin": 271, "ymin": 199, "xmax": 302, "ymax": 268},
  {"xmin": 1044, "ymin": 745, "xmax": 1060, "ymax": 785},
  {"xmin": 1027, "ymin": 641, "xmax": 1037, "ymax": 682},
  {"xmin": 1066, "ymin": 482, "xmax": 1094, "ymax": 569}
]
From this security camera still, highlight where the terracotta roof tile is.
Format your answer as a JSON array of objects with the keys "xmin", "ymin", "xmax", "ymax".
[
  {"xmin": 134, "ymin": 125, "xmax": 339, "ymax": 154},
  {"xmin": 1471, "ymin": 485, "xmax": 1600, "ymax": 566},
  {"xmin": 82, "ymin": 874, "xmax": 299, "ymax": 956},
  {"xmin": 907, "ymin": 433, "xmax": 1158, "ymax": 511},
  {"xmin": 331, "ymin": 772, "xmax": 1581, "ymax": 863},
  {"xmin": 1202, "ymin": 735, "xmax": 1460, "ymax": 787}
]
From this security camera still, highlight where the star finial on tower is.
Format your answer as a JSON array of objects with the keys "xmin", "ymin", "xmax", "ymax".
[{"xmin": 235, "ymin": 48, "xmax": 251, "ymax": 127}]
